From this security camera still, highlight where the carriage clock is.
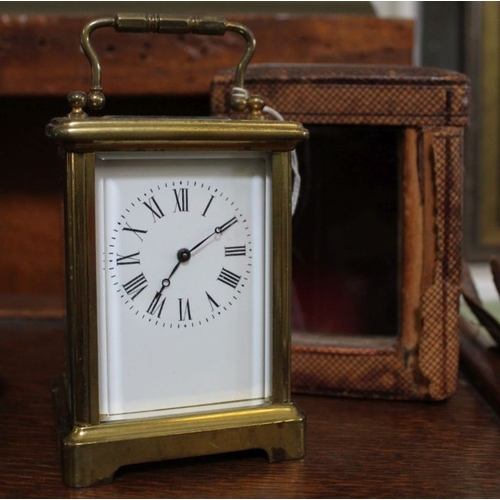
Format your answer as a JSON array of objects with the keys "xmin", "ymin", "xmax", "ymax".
[{"xmin": 47, "ymin": 14, "xmax": 307, "ymax": 487}]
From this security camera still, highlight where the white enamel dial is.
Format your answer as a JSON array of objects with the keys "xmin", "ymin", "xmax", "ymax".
[
  {"xmin": 95, "ymin": 151, "xmax": 273, "ymax": 421},
  {"xmin": 110, "ymin": 179, "xmax": 252, "ymax": 329}
]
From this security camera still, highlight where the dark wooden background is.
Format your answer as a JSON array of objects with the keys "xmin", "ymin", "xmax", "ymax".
[{"xmin": 0, "ymin": 14, "xmax": 413, "ymax": 319}]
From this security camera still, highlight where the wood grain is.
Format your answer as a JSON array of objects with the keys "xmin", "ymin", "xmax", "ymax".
[
  {"xmin": 1, "ymin": 319, "xmax": 500, "ymax": 497},
  {"xmin": 460, "ymin": 317, "xmax": 500, "ymax": 415},
  {"xmin": 0, "ymin": 15, "xmax": 413, "ymax": 96},
  {"xmin": 2, "ymin": 14, "xmax": 412, "ymax": 317},
  {"xmin": 0, "ymin": 294, "xmax": 64, "ymax": 318}
]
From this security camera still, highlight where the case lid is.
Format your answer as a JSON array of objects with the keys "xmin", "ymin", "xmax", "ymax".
[{"xmin": 211, "ymin": 64, "xmax": 470, "ymax": 127}]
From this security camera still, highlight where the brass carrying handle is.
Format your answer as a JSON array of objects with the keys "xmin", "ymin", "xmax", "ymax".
[{"xmin": 69, "ymin": 13, "xmax": 259, "ymax": 114}]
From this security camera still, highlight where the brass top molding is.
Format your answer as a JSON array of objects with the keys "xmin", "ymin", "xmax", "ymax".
[{"xmin": 46, "ymin": 116, "xmax": 308, "ymax": 150}]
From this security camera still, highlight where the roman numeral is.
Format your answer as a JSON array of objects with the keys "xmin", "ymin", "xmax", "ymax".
[
  {"xmin": 224, "ymin": 245, "xmax": 246, "ymax": 257},
  {"xmin": 202, "ymin": 195, "xmax": 215, "ymax": 217},
  {"xmin": 178, "ymin": 298, "xmax": 192, "ymax": 321},
  {"xmin": 143, "ymin": 196, "xmax": 165, "ymax": 222},
  {"xmin": 122, "ymin": 273, "xmax": 148, "ymax": 300},
  {"xmin": 217, "ymin": 268, "xmax": 241, "ymax": 289},
  {"xmin": 147, "ymin": 292, "xmax": 166, "ymax": 318},
  {"xmin": 205, "ymin": 292, "xmax": 220, "ymax": 312},
  {"xmin": 116, "ymin": 251, "xmax": 141, "ymax": 266},
  {"xmin": 173, "ymin": 188, "xmax": 189, "ymax": 212},
  {"xmin": 123, "ymin": 223, "xmax": 147, "ymax": 242}
]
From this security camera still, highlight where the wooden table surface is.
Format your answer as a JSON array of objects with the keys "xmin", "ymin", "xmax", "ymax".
[{"xmin": 1, "ymin": 319, "xmax": 500, "ymax": 498}]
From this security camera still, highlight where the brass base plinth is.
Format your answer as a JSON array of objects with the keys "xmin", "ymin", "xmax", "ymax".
[{"xmin": 53, "ymin": 378, "xmax": 306, "ymax": 488}]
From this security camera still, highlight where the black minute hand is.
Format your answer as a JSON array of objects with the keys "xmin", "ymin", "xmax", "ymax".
[
  {"xmin": 217, "ymin": 216, "xmax": 238, "ymax": 234},
  {"xmin": 189, "ymin": 216, "xmax": 238, "ymax": 254}
]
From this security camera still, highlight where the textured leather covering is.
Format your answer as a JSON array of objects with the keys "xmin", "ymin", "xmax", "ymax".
[
  {"xmin": 289, "ymin": 128, "xmax": 463, "ymax": 400},
  {"xmin": 211, "ymin": 64, "xmax": 468, "ymax": 400},
  {"xmin": 211, "ymin": 63, "xmax": 469, "ymax": 126}
]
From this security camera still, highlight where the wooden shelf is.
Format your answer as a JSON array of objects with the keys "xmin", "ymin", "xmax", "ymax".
[
  {"xmin": 0, "ymin": 294, "xmax": 64, "ymax": 319},
  {"xmin": 1, "ymin": 319, "xmax": 500, "ymax": 497},
  {"xmin": 460, "ymin": 318, "xmax": 500, "ymax": 416}
]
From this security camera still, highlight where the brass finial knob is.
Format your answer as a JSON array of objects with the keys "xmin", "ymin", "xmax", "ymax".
[
  {"xmin": 247, "ymin": 94, "xmax": 266, "ymax": 120},
  {"xmin": 88, "ymin": 90, "xmax": 106, "ymax": 110},
  {"xmin": 67, "ymin": 91, "xmax": 88, "ymax": 118},
  {"xmin": 230, "ymin": 94, "xmax": 248, "ymax": 113}
]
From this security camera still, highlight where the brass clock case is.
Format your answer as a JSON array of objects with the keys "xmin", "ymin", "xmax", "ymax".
[{"xmin": 47, "ymin": 14, "xmax": 308, "ymax": 487}]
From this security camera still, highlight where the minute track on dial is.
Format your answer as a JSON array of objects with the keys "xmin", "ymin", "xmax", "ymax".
[{"xmin": 111, "ymin": 180, "xmax": 252, "ymax": 328}]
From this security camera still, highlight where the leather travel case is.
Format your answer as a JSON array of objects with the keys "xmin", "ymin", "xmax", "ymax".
[{"xmin": 211, "ymin": 64, "xmax": 469, "ymax": 400}]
